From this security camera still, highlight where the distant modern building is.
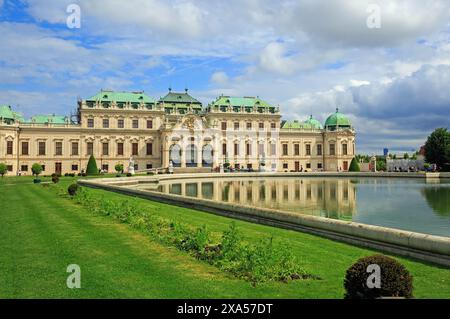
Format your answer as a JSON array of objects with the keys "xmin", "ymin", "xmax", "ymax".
[{"xmin": 0, "ymin": 89, "xmax": 356, "ymax": 175}]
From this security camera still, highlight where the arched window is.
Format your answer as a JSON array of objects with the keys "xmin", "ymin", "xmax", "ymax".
[
  {"xmin": 186, "ymin": 144, "xmax": 198, "ymax": 167},
  {"xmin": 202, "ymin": 144, "xmax": 214, "ymax": 167},
  {"xmin": 169, "ymin": 144, "xmax": 181, "ymax": 167}
]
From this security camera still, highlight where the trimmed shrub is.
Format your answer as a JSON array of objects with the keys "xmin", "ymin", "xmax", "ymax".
[
  {"xmin": 348, "ymin": 158, "xmax": 360, "ymax": 172},
  {"xmin": 68, "ymin": 183, "xmax": 79, "ymax": 196},
  {"xmin": 115, "ymin": 163, "xmax": 124, "ymax": 174},
  {"xmin": 344, "ymin": 254, "xmax": 413, "ymax": 299},
  {"xmin": 52, "ymin": 175, "xmax": 60, "ymax": 183},
  {"xmin": 86, "ymin": 155, "xmax": 99, "ymax": 176},
  {"xmin": 32, "ymin": 163, "xmax": 43, "ymax": 176},
  {"xmin": 0, "ymin": 163, "xmax": 7, "ymax": 177}
]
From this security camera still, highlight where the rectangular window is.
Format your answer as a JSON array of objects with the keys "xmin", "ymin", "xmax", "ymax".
[
  {"xmin": 102, "ymin": 143, "xmax": 109, "ymax": 156},
  {"xmin": 234, "ymin": 143, "xmax": 239, "ymax": 156},
  {"xmin": 55, "ymin": 141, "xmax": 63, "ymax": 156},
  {"xmin": 271, "ymin": 122, "xmax": 276, "ymax": 129},
  {"xmin": 234, "ymin": 122, "xmax": 240, "ymax": 131},
  {"xmin": 342, "ymin": 143, "xmax": 348, "ymax": 155},
  {"xmin": 246, "ymin": 143, "xmax": 251, "ymax": 156},
  {"xmin": 21, "ymin": 142, "xmax": 29, "ymax": 155},
  {"xmin": 330, "ymin": 144, "xmax": 336, "ymax": 156},
  {"xmin": 87, "ymin": 118, "xmax": 94, "ymax": 128},
  {"xmin": 87, "ymin": 142, "xmax": 93, "ymax": 156},
  {"xmin": 41, "ymin": 165, "xmax": 45, "ymax": 172},
  {"xmin": 221, "ymin": 122, "xmax": 227, "ymax": 131},
  {"xmin": 146, "ymin": 143, "xmax": 153, "ymax": 156},
  {"xmin": 132, "ymin": 119, "xmax": 139, "ymax": 129},
  {"xmin": 102, "ymin": 164, "xmax": 109, "ymax": 172},
  {"xmin": 282, "ymin": 144, "xmax": 288, "ymax": 156},
  {"xmin": 7, "ymin": 165, "xmax": 13, "ymax": 172},
  {"xmin": 246, "ymin": 122, "xmax": 252, "ymax": 130},
  {"xmin": 306, "ymin": 163, "xmax": 311, "ymax": 169},
  {"xmin": 38, "ymin": 142, "xmax": 46, "ymax": 155},
  {"xmin": 21, "ymin": 165, "xmax": 28, "ymax": 172},
  {"xmin": 294, "ymin": 144, "xmax": 300, "ymax": 156},
  {"xmin": 132, "ymin": 143, "xmax": 138, "ymax": 156},
  {"xmin": 259, "ymin": 122, "xmax": 264, "ymax": 130},
  {"xmin": 306, "ymin": 144, "xmax": 311, "ymax": 156},
  {"xmin": 71, "ymin": 142, "xmax": 79, "ymax": 156},
  {"xmin": 117, "ymin": 142, "xmax": 124, "ymax": 156},
  {"xmin": 318, "ymin": 163, "xmax": 323, "ymax": 169},
  {"xmin": 6, "ymin": 141, "xmax": 13, "ymax": 155},
  {"xmin": 102, "ymin": 118, "xmax": 109, "ymax": 128},
  {"xmin": 71, "ymin": 164, "xmax": 78, "ymax": 171},
  {"xmin": 283, "ymin": 163, "xmax": 288, "ymax": 169},
  {"xmin": 271, "ymin": 144, "xmax": 276, "ymax": 156},
  {"xmin": 258, "ymin": 144, "xmax": 264, "ymax": 156},
  {"xmin": 317, "ymin": 144, "xmax": 322, "ymax": 156},
  {"xmin": 146, "ymin": 164, "xmax": 153, "ymax": 169},
  {"xmin": 222, "ymin": 143, "xmax": 227, "ymax": 156},
  {"xmin": 147, "ymin": 120, "xmax": 153, "ymax": 129},
  {"xmin": 118, "ymin": 119, "xmax": 124, "ymax": 129}
]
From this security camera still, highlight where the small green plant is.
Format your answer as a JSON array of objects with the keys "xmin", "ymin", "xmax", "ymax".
[
  {"xmin": 51, "ymin": 174, "xmax": 60, "ymax": 183},
  {"xmin": 32, "ymin": 163, "xmax": 43, "ymax": 176},
  {"xmin": 68, "ymin": 183, "xmax": 79, "ymax": 196},
  {"xmin": 0, "ymin": 163, "xmax": 7, "ymax": 177},
  {"xmin": 86, "ymin": 155, "xmax": 99, "ymax": 176},
  {"xmin": 115, "ymin": 163, "xmax": 124, "ymax": 175},
  {"xmin": 344, "ymin": 254, "xmax": 414, "ymax": 299}
]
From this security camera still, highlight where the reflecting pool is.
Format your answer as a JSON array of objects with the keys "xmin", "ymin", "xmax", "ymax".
[{"xmin": 136, "ymin": 177, "xmax": 450, "ymax": 237}]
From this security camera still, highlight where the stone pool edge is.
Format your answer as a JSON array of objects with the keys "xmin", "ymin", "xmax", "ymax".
[{"xmin": 78, "ymin": 173, "xmax": 450, "ymax": 267}]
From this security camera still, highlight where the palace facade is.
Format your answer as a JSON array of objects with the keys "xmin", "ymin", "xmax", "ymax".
[{"xmin": 0, "ymin": 89, "xmax": 356, "ymax": 175}]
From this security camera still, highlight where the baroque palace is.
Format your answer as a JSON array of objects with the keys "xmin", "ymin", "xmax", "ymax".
[{"xmin": 0, "ymin": 89, "xmax": 356, "ymax": 175}]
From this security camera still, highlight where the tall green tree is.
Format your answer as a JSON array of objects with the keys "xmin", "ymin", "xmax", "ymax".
[
  {"xmin": 424, "ymin": 128, "xmax": 450, "ymax": 170},
  {"xmin": 348, "ymin": 158, "xmax": 360, "ymax": 172},
  {"xmin": 86, "ymin": 155, "xmax": 99, "ymax": 175}
]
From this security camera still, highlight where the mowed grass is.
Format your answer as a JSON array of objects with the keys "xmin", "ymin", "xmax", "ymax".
[{"xmin": 0, "ymin": 176, "xmax": 449, "ymax": 298}]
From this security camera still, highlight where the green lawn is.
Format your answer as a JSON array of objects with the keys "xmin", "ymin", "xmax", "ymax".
[{"xmin": 0, "ymin": 176, "xmax": 449, "ymax": 298}]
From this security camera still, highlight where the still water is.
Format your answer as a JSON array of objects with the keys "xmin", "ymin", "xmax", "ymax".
[{"xmin": 140, "ymin": 177, "xmax": 450, "ymax": 237}]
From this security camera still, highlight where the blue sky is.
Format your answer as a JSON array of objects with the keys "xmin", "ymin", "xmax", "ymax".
[{"xmin": 1, "ymin": 0, "xmax": 450, "ymax": 154}]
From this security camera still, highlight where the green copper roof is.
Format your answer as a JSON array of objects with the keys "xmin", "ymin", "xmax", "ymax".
[
  {"xmin": 304, "ymin": 115, "xmax": 323, "ymax": 129},
  {"xmin": 281, "ymin": 116, "xmax": 323, "ymax": 130},
  {"xmin": 0, "ymin": 105, "xmax": 24, "ymax": 122},
  {"xmin": 212, "ymin": 96, "xmax": 272, "ymax": 108},
  {"xmin": 159, "ymin": 90, "xmax": 202, "ymax": 106},
  {"xmin": 325, "ymin": 108, "xmax": 352, "ymax": 128},
  {"xmin": 30, "ymin": 114, "xmax": 68, "ymax": 124},
  {"xmin": 0, "ymin": 105, "xmax": 15, "ymax": 119},
  {"xmin": 87, "ymin": 91, "xmax": 156, "ymax": 103}
]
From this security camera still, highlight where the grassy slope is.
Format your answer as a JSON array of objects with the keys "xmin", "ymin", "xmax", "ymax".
[{"xmin": 0, "ymin": 176, "xmax": 449, "ymax": 298}]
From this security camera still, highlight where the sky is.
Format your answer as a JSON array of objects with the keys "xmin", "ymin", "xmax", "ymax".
[{"xmin": 0, "ymin": 0, "xmax": 450, "ymax": 154}]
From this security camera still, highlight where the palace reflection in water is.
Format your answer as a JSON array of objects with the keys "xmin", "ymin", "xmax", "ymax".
[
  {"xmin": 156, "ymin": 178, "xmax": 356, "ymax": 220},
  {"xmin": 137, "ymin": 177, "xmax": 450, "ymax": 237}
]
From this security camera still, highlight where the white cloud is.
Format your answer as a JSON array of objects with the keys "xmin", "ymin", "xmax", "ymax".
[{"xmin": 210, "ymin": 71, "xmax": 229, "ymax": 85}]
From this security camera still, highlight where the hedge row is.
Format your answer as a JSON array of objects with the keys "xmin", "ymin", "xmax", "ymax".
[{"xmin": 69, "ymin": 187, "xmax": 317, "ymax": 285}]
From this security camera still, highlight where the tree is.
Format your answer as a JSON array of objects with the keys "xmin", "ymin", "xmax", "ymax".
[
  {"xmin": 377, "ymin": 160, "xmax": 386, "ymax": 172},
  {"xmin": 86, "ymin": 155, "xmax": 99, "ymax": 176},
  {"xmin": 115, "ymin": 163, "xmax": 124, "ymax": 174},
  {"xmin": 403, "ymin": 153, "xmax": 410, "ymax": 160},
  {"xmin": 424, "ymin": 128, "xmax": 450, "ymax": 170},
  {"xmin": 0, "ymin": 163, "xmax": 7, "ymax": 177},
  {"xmin": 348, "ymin": 158, "xmax": 360, "ymax": 172},
  {"xmin": 31, "ymin": 163, "xmax": 43, "ymax": 176}
]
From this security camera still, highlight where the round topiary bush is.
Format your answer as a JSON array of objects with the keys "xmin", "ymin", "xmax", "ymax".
[
  {"xmin": 344, "ymin": 254, "xmax": 413, "ymax": 299},
  {"xmin": 52, "ymin": 175, "xmax": 60, "ymax": 183},
  {"xmin": 68, "ymin": 183, "xmax": 79, "ymax": 196}
]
